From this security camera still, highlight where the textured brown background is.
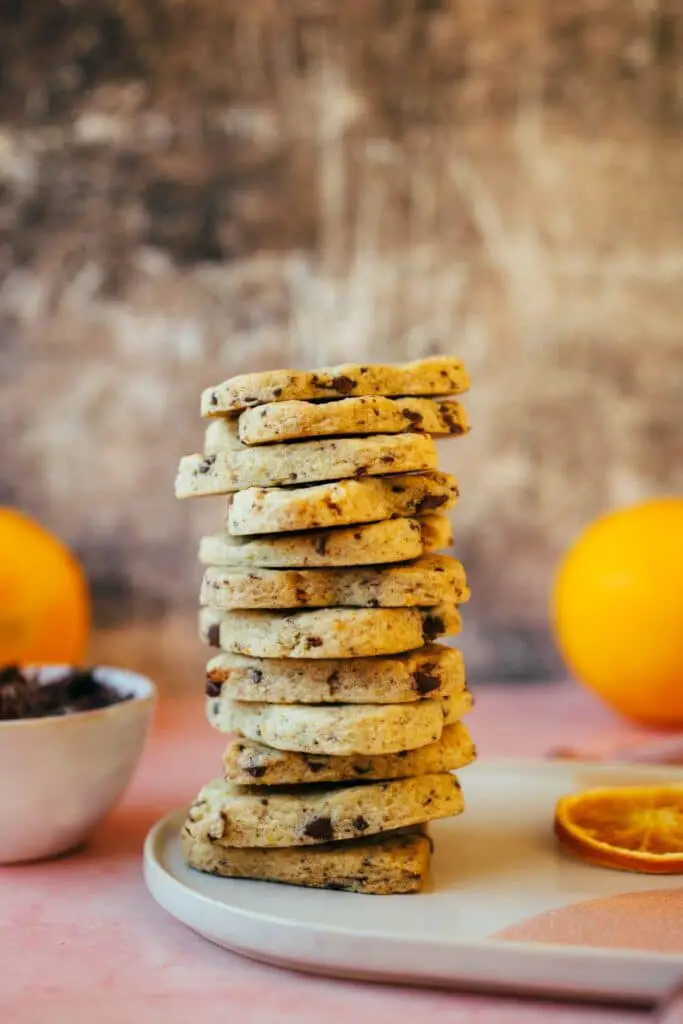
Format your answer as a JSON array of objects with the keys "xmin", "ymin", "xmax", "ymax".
[{"xmin": 1, "ymin": 1, "xmax": 682, "ymax": 689}]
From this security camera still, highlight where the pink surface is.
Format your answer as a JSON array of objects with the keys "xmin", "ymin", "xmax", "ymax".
[
  {"xmin": 497, "ymin": 890, "xmax": 683, "ymax": 953},
  {"xmin": 0, "ymin": 682, "xmax": 668, "ymax": 1024}
]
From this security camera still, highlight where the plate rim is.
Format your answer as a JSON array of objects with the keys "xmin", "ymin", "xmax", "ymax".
[{"xmin": 143, "ymin": 757, "xmax": 683, "ymax": 1003}]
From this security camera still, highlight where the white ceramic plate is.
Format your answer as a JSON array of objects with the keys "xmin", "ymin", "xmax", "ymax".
[{"xmin": 144, "ymin": 759, "xmax": 683, "ymax": 1005}]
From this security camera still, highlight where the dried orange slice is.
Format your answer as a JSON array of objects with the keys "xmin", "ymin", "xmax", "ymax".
[{"xmin": 554, "ymin": 785, "xmax": 683, "ymax": 874}]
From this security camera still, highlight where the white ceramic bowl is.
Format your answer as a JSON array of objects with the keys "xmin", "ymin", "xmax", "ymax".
[{"xmin": 0, "ymin": 666, "xmax": 156, "ymax": 864}]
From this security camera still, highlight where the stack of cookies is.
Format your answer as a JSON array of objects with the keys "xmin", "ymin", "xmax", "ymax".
[{"xmin": 175, "ymin": 357, "xmax": 475, "ymax": 895}]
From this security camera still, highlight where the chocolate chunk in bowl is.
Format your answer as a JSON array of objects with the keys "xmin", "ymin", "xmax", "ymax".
[{"xmin": 0, "ymin": 665, "xmax": 132, "ymax": 721}]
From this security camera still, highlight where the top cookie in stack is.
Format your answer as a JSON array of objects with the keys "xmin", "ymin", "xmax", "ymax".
[{"xmin": 175, "ymin": 357, "xmax": 475, "ymax": 895}]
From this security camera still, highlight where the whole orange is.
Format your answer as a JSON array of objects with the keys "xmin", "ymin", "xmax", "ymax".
[
  {"xmin": 551, "ymin": 498, "xmax": 683, "ymax": 727},
  {"xmin": 0, "ymin": 508, "xmax": 90, "ymax": 666}
]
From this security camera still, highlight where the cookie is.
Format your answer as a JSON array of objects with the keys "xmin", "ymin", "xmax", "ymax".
[
  {"xmin": 199, "ymin": 604, "xmax": 462, "ymax": 658},
  {"xmin": 182, "ymin": 827, "xmax": 431, "ymax": 894},
  {"xmin": 207, "ymin": 688, "xmax": 473, "ymax": 754},
  {"xmin": 176, "ymin": 433, "xmax": 437, "ymax": 498},
  {"xmin": 198, "ymin": 514, "xmax": 451, "ymax": 569},
  {"xmin": 205, "ymin": 397, "xmax": 469, "ymax": 448},
  {"xmin": 210, "ymin": 686, "xmax": 474, "ymax": 741},
  {"xmin": 210, "ymin": 698, "xmax": 444, "ymax": 754},
  {"xmin": 200, "ymin": 554, "xmax": 469, "ymax": 611},
  {"xmin": 205, "ymin": 643, "xmax": 465, "ymax": 704},
  {"xmin": 441, "ymin": 686, "xmax": 475, "ymax": 725},
  {"xmin": 222, "ymin": 722, "xmax": 476, "ymax": 785},
  {"xmin": 201, "ymin": 356, "xmax": 470, "ymax": 416},
  {"xmin": 203, "ymin": 418, "xmax": 243, "ymax": 452},
  {"xmin": 413, "ymin": 513, "xmax": 453, "ymax": 554},
  {"xmin": 226, "ymin": 471, "xmax": 458, "ymax": 535},
  {"xmin": 185, "ymin": 772, "xmax": 464, "ymax": 847}
]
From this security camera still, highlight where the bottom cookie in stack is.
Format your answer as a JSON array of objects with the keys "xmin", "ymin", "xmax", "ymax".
[{"xmin": 183, "ymin": 827, "xmax": 431, "ymax": 895}]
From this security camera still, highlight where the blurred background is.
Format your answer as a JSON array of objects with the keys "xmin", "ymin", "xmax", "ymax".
[{"xmin": 1, "ymin": 1, "xmax": 682, "ymax": 692}]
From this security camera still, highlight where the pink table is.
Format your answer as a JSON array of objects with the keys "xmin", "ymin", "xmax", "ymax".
[{"xmin": 0, "ymin": 684, "xmax": 666, "ymax": 1024}]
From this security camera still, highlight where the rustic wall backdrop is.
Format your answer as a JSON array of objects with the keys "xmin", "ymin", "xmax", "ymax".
[{"xmin": 1, "ymin": 1, "xmax": 682, "ymax": 688}]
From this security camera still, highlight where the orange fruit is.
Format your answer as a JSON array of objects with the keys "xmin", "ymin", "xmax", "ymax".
[
  {"xmin": 555, "ymin": 785, "xmax": 683, "ymax": 874},
  {"xmin": 551, "ymin": 498, "xmax": 683, "ymax": 727},
  {"xmin": 0, "ymin": 508, "xmax": 90, "ymax": 666}
]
